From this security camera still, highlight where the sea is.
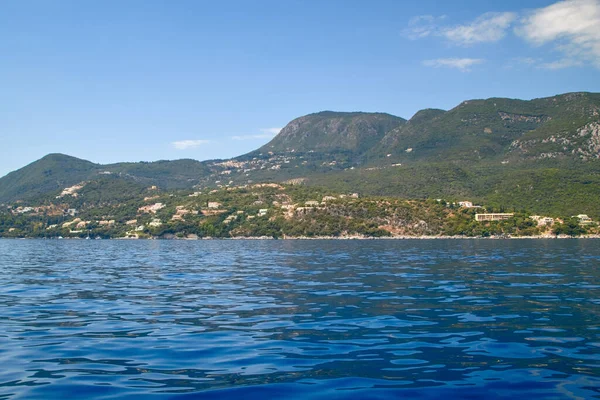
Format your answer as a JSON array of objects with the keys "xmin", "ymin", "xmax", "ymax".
[{"xmin": 0, "ymin": 239, "xmax": 599, "ymax": 399}]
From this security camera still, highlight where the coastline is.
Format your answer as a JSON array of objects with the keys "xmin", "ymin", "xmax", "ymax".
[
  {"xmin": 3, "ymin": 234, "xmax": 600, "ymax": 240},
  {"xmin": 227, "ymin": 235, "xmax": 600, "ymax": 240}
]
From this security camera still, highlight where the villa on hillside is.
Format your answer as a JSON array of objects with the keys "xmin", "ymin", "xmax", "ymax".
[
  {"xmin": 458, "ymin": 201, "xmax": 482, "ymax": 208},
  {"xmin": 530, "ymin": 215, "xmax": 555, "ymax": 226},
  {"xmin": 573, "ymin": 214, "xmax": 593, "ymax": 225},
  {"xmin": 138, "ymin": 203, "xmax": 165, "ymax": 214},
  {"xmin": 475, "ymin": 213, "xmax": 514, "ymax": 222}
]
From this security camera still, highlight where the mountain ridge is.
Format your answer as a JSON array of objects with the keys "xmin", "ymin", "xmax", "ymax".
[{"xmin": 1, "ymin": 91, "xmax": 599, "ymax": 217}]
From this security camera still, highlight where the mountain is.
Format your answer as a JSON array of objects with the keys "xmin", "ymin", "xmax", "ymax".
[
  {"xmin": 365, "ymin": 92, "xmax": 600, "ymax": 163},
  {"xmin": 103, "ymin": 159, "xmax": 212, "ymax": 189},
  {"xmin": 240, "ymin": 92, "xmax": 600, "ymax": 216},
  {"xmin": 244, "ymin": 92, "xmax": 600, "ymax": 168},
  {"xmin": 1, "ymin": 92, "xmax": 599, "ymax": 216},
  {"xmin": 0, "ymin": 154, "xmax": 98, "ymax": 203},
  {"xmin": 258, "ymin": 111, "xmax": 406, "ymax": 155},
  {"xmin": 0, "ymin": 154, "xmax": 213, "ymax": 203}
]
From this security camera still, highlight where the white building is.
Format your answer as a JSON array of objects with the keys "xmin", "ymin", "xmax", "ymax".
[
  {"xmin": 207, "ymin": 202, "xmax": 222, "ymax": 209},
  {"xmin": 148, "ymin": 219, "xmax": 162, "ymax": 227},
  {"xmin": 574, "ymin": 214, "xmax": 593, "ymax": 225},
  {"xmin": 530, "ymin": 215, "xmax": 555, "ymax": 226},
  {"xmin": 475, "ymin": 213, "xmax": 514, "ymax": 222}
]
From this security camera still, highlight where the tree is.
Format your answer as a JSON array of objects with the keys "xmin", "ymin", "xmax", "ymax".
[{"xmin": 553, "ymin": 218, "xmax": 585, "ymax": 237}]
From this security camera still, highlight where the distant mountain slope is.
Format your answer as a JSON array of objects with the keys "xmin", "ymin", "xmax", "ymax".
[
  {"xmin": 370, "ymin": 92, "xmax": 600, "ymax": 163},
  {"xmin": 306, "ymin": 160, "xmax": 600, "ymax": 218},
  {"xmin": 0, "ymin": 154, "xmax": 98, "ymax": 203},
  {"xmin": 0, "ymin": 154, "xmax": 213, "ymax": 203},
  {"xmin": 104, "ymin": 159, "xmax": 212, "ymax": 189},
  {"xmin": 258, "ymin": 111, "xmax": 406, "ymax": 155},
  {"xmin": 1, "ymin": 92, "xmax": 599, "ymax": 215}
]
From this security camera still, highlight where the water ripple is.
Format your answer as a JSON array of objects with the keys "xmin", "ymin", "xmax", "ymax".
[{"xmin": 0, "ymin": 239, "xmax": 599, "ymax": 399}]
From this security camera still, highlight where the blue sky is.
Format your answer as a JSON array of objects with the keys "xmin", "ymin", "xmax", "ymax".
[{"xmin": 1, "ymin": 0, "xmax": 600, "ymax": 177}]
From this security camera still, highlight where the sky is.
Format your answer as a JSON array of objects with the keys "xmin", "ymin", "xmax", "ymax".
[{"xmin": 1, "ymin": 0, "xmax": 600, "ymax": 177}]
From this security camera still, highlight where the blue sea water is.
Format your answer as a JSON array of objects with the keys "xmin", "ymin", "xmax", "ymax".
[{"xmin": 0, "ymin": 239, "xmax": 599, "ymax": 399}]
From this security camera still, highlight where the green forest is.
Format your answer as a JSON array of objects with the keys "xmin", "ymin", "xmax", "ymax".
[{"xmin": 1, "ymin": 181, "xmax": 597, "ymax": 239}]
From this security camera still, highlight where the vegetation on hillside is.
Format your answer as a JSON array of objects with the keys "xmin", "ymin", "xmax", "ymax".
[
  {"xmin": 1, "ymin": 92, "xmax": 599, "ymax": 220},
  {"xmin": 1, "ymin": 183, "xmax": 597, "ymax": 239}
]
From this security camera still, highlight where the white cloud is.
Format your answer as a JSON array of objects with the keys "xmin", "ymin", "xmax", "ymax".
[
  {"xmin": 517, "ymin": 0, "xmax": 600, "ymax": 68},
  {"xmin": 539, "ymin": 58, "xmax": 584, "ymax": 70},
  {"xmin": 405, "ymin": 12, "xmax": 516, "ymax": 45},
  {"xmin": 403, "ymin": 15, "xmax": 446, "ymax": 39},
  {"xmin": 408, "ymin": 1, "xmax": 600, "ymax": 70},
  {"xmin": 515, "ymin": 57, "xmax": 538, "ymax": 65},
  {"xmin": 443, "ymin": 12, "xmax": 517, "ymax": 45},
  {"xmin": 232, "ymin": 134, "xmax": 276, "ymax": 140},
  {"xmin": 503, "ymin": 56, "xmax": 545, "ymax": 70},
  {"xmin": 232, "ymin": 128, "xmax": 281, "ymax": 141},
  {"xmin": 171, "ymin": 139, "xmax": 212, "ymax": 150},
  {"xmin": 423, "ymin": 58, "xmax": 484, "ymax": 72},
  {"xmin": 260, "ymin": 127, "xmax": 282, "ymax": 135}
]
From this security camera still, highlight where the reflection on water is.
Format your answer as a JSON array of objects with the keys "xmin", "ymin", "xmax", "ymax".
[{"xmin": 0, "ymin": 239, "xmax": 599, "ymax": 399}]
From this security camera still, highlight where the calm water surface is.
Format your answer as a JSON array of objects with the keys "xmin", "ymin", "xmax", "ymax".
[{"xmin": 0, "ymin": 239, "xmax": 599, "ymax": 399}]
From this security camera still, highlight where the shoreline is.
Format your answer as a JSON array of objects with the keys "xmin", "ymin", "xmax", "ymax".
[
  {"xmin": 2, "ymin": 234, "xmax": 600, "ymax": 240},
  {"xmin": 227, "ymin": 234, "xmax": 600, "ymax": 240}
]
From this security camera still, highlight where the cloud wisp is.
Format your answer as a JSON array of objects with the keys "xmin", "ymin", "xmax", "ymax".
[
  {"xmin": 260, "ymin": 127, "xmax": 282, "ymax": 135},
  {"xmin": 403, "ymin": 15, "xmax": 447, "ymax": 40},
  {"xmin": 444, "ymin": 12, "xmax": 517, "ymax": 45},
  {"xmin": 517, "ymin": 0, "xmax": 600, "ymax": 68},
  {"xmin": 232, "ymin": 134, "xmax": 275, "ymax": 140},
  {"xmin": 405, "ymin": 12, "xmax": 516, "ymax": 45},
  {"xmin": 423, "ymin": 58, "xmax": 484, "ymax": 72},
  {"xmin": 232, "ymin": 128, "xmax": 281, "ymax": 141},
  {"xmin": 406, "ymin": 0, "xmax": 600, "ymax": 70},
  {"xmin": 171, "ymin": 139, "xmax": 212, "ymax": 150}
]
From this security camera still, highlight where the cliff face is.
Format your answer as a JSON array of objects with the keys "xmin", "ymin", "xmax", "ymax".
[{"xmin": 259, "ymin": 111, "xmax": 406, "ymax": 154}]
